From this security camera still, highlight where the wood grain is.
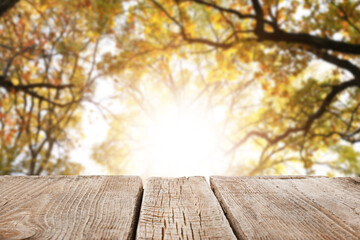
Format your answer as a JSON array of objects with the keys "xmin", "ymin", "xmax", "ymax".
[
  {"xmin": 211, "ymin": 176, "xmax": 360, "ymax": 240},
  {"xmin": 0, "ymin": 175, "xmax": 143, "ymax": 240},
  {"xmin": 136, "ymin": 177, "xmax": 236, "ymax": 240}
]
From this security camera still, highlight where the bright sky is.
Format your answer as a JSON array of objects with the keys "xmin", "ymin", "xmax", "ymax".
[
  {"xmin": 130, "ymin": 104, "xmax": 228, "ymax": 177},
  {"xmin": 69, "ymin": 80, "xmax": 112, "ymax": 175}
]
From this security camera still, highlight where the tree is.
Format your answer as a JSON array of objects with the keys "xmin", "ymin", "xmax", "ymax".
[
  {"xmin": 93, "ymin": 0, "xmax": 360, "ymax": 176},
  {"xmin": 2, "ymin": 0, "xmax": 360, "ymax": 176},
  {"xmin": 0, "ymin": 0, "xmax": 123, "ymax": 175}
]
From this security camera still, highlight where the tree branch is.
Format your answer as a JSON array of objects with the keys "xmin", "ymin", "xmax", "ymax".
[
  {"xmin": 228, "ymin": 79, "xmax": 360, "ymax": 153},
  {"xmin": 304, "ymin": 79, "xmax": 360, "ymax": 133},
  {"xmin": 0, "ymin": 0, "xmax": 19, "ymax": 17}
]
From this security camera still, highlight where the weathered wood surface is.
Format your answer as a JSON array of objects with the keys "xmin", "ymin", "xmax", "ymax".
[
  {"xmin": 136, "ymin": 177, "xmax": 236, "ymax": 240},
  {"xmin": 0, "ymin": 176, "xmax": 143, "ymax": 240},
  {"xmin": 211, "ymin": 176, "xmax": 360, "ymax": 240}
]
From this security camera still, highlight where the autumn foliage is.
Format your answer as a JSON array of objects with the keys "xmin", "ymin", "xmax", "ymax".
[{"xmin": 1, "ymin": 0, "xmax": 360, "ymax": 176}]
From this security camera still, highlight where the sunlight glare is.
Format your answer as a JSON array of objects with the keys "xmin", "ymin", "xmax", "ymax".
[{"xmin": 138, "ymin": 106, "xmax": 225, "ymax": 177}]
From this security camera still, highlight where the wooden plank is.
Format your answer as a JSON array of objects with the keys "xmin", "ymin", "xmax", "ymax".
[
  {"xmin": 211, "ymin": 176, "xmax": 360, "ymax": 240},
  {"xmin": 0, "ymin": 176, "xmax": 143, "ymax": 240},
  {"xmin": 136, "ymin": 177, "xmax": 236, "ymax": 240}
]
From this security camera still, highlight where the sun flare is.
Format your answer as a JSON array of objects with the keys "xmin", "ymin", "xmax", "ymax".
[{"xmin": 133, "ymin": 105, "xmax": 226, "ymax": 177}]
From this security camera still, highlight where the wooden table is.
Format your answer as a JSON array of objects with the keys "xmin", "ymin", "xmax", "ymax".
[{"xmin": 1, "ymin": 176, "xmax": 359, "ymax": 239}]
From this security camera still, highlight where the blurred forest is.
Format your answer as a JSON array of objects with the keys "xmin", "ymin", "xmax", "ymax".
[{"xmin": 1, "ymin": 0, "xmax": 360, "ymax": 176}]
